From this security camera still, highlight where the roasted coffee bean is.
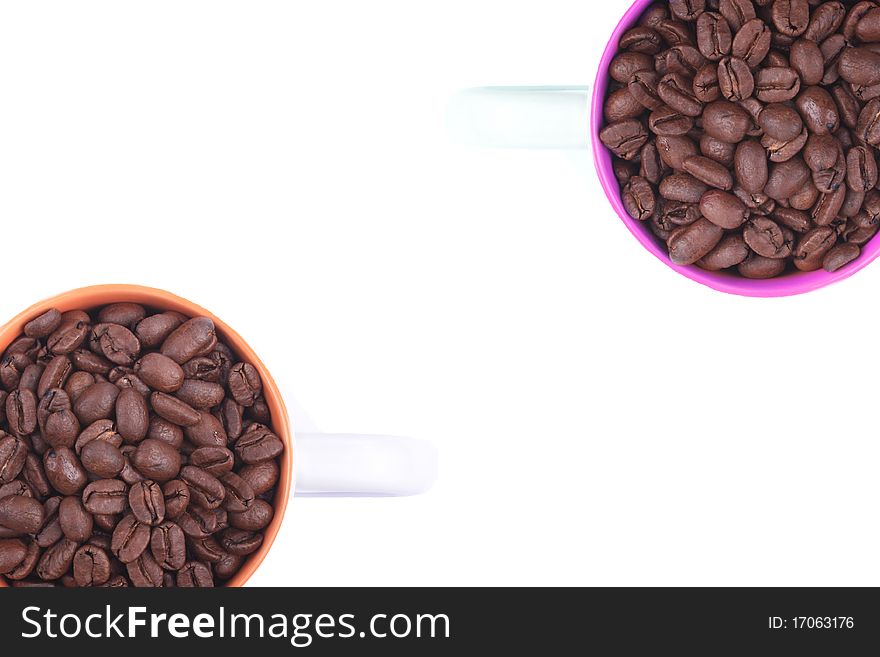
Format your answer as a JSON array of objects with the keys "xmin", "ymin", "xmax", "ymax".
[
  {"xmin": 754, "ymin": 67, "xmax": 801, "ymax": 103},
  {"xmin": 649, "ymin": 105, "xmax": 693, "ymax": 136},
  {"xmin": 734, "ymin": 140, "xmax": 769, "ymax": 193},
  {"xmin": 743, "ymin": 218, "xmax": 793, "ymax": 258},
  {"xmin": 683, "ymin": 156, "xmax": 733, "ymax": 190},
  {"xmin": 180, "ymin": 466, "xmax": 226, "ymax": 510},
  {"xmin": 0, "ymin": 538, "xmax": 28, "ymax": 574},
  {"xmin": 149, "ymin": 477, "xmax": 183, "ymax": 517},
  {"xmin": 610, "ymin": 51, "xmax": 654, "ymax": 84},
  {"xmin": 116, "ymin": 388, "xmax": 149, "ymax": 443},
  {"xmin": 70, "ymin": 349, "xmax": 112, "ymax": 375},
  {"xmin": 229, "ymin": 499, "xmax": 273, "ymax": 532},
  {"xmin": 0, "ymin": 304, "xmax": 281, "ymax": 586},
  {"xmin": 794, "ymin": 226, "xmax": 838, "ymax": 271},
  {"xmin": 6, "ymin": 539, "xmax": 40, "ymax": 580},
  {"xmin": 823, "ymin": 242, "xmax": 861, "ymax": 271},
  {"xmin": 127, "ymin": 550, "xmax": 164, "ymax": 587},
  {"xmin": 177, "ymin": 560, "xmax": 213, "ymax": 587},
  {"xmin": 131, "ymin": 438, "xmax": 182, "ymax": 482},
  {"xmin": 148, "ymin": 416, "xmax": 184, "ymax": 448},
  {"xmin": 82, "ymin": 479, "xmax": 128, "ymax": 515},
  {"xmin": 111, "ymin": 513, "xmax": 150, "ymax": 563},
  {"xmin": 75, "ymin": 419, "xmax": 123, "ymax": 454},
  {"xmin": 150, "ymin": 392, "xmax": 200, "ymax": 427},
  {"xmin": 129, "ymin": 480, "xmax": 165, "ymax": 526},
  {"xmin": 161, "ymin": 318, "xmax": 217, "ymax": 365},
  {"xmin": 699, "ymin": 189, "xmax": 749, "ymax": 229},
  {"xmin": 220, "ymin": 528, "xmax": 263, "ymax": 557},
  {"xmin": 151, "ymin": 521, "xmax": 186, "ymax": 571},
  {"xmin": 846, "ymin": 145, "xmax": 879, "ymax": 192},
  {"xmin": 24, "ymin": 310, "xmax": 62, "ymax": 339},
  {"xmin": 214, "ymin": 553, "xmax": 242, "ymax": 580},
  {"xmin": 190, "ymin": 447, "xmax": 235, "ymax": 477},
  {"xmin": 80, "ymin": 439, "xmax": 125, "ymax": 478},
  {"xmin": 38, "ymin": 356, "xmax": 72, "ymax": 399},
  {"xmin": 59, "ymin": 496, "xmax": 93, "ymax": 543},
  {"xmin": 184, "ymin": 412, "xmax": 228, "ymax": 448},
  {"xmin": 0, "ymin": 435, "xmax": 27, "ymax": 484},
  {"xmin": 839, "ymin": 47, "xmax": 880, "ymax": 87},
  {"xmin": 0, "ymin": 494, "xmax": 44, "ymax": 534},
  {"xmin": 693, "ymin": 64, "xmax": 721, "ymax": 103},
  {"xmin": 622, "ymin": 176, "xmax": 657, "ymax": 220},
  {"xmin": 43, "ymin": 447, "xmax": 87, "ymax": 495},
  {"xmin": 235, "ymin": 425, "xmax": 284, "ymax": 465},
  {"xmin": 98, "ymin": 304, "xmax": 146, "ymax": 330},
  {"xmin": 35, "ymin": 537, "xmax": 77, "ymax": 580},
  {"xmin": 6, "ymin": 390, "xmax": 37, "ymax": 438},
  {"xmin": 220, "ymin": 472, "xmax": 254, "ymax": 513},
  {"xmin": 605, "ymin": 87, "xmax": 646, "ymax": 123},
  {"xmin": 702, "ymin": 101, "xmax": 751, "ymax": 143},
  {"xmin": 134, "ymin": 312, "xmax": 185, "ymax": 349},
  {"xmin": 73, "ymin": 544, "xmax": 111, "ymax": 586},
  {"xmin": 765, "ymin": 158, "xmax": 811, "ymax": 201},
  {"xmin": 697, "ymin": 233, "xmax": 750, "ymax": 270},
  {"xmin": 73, "ymin": 382, "xmax": 119, "ymax": 426},
  {"xmin": 639, "ymin": 142, "xmax": 665, "ymax": 184},
  {"xmin": 134, "ymin": 352, "xmax": 184, "ymax": 393},
  {"xmin": 65, "ymin": 371, "xmax": 95, "ymax": 404},
  {"xmin": 717, "ymin": 57, "xmax": 753, "ymax": 102},
  {"xmin": 796, "ymin": 86, "xmax": 840, "ymax": 135},
  {"xmin": 48, "ymin": 320, "xmax": 89, "ymax": 356}
]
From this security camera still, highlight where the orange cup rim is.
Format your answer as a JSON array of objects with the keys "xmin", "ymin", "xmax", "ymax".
[{"xmin": 0, "ymin": 284, "xmax": 293, "ymax": 588}]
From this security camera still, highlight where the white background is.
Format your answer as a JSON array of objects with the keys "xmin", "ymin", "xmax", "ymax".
[{"xmin": 0, "ymin": 0, "xmax": 877, "ymax": 586}]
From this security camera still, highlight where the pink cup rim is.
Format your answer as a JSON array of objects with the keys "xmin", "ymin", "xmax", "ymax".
[{"xmin": 590, "ymin": 0, "xmax": 880, "ymax": 297}]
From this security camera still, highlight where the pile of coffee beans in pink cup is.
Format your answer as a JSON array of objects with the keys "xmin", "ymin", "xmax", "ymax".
[{"xmin": 600, "ymin": 0, "xmax": 880, "ymax": 279}]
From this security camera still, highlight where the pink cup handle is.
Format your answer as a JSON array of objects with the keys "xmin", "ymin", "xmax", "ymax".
[{"xmin": 448, "ymin": 86, "xmax": 591, "ymax": 149}]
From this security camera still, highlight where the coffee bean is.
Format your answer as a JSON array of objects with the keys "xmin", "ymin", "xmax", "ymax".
[
  {"xmin": 82, "ymin": 479, "xmax": 128, "ymax": 515},
  {"xmin": 161, "ymin": 318, "xmax": 217, "ymax": 365},
  {"xmin": 116, "ymin": 388, "xmax": 149, "ymax": 443},
  {"xmin": 177, "ymin": 560, "xmax": 213, "ymax": 587},
  {"xmin": 5, "ymin": 539, "xmax": 40, "ymax": 580},
  {"xmin": 700, "ymin": 189, "xmax": 749, "ymax": 229},
  {"xmin": 190, "ymin": 447, "xmax": 235, "ymax": 477},
  {"xmin": 98, "ymin": 304, "xmax": 146, "ymax": 330},
  {"xmin": 36, "ymin": 537, "xmax": 77, "ymax": 580},
  {"xmin": 59, "ymin": 496, "xmax": 93, "ymax": 543},
  {"xmin": 73, "ymin": 382, "xmax": 120, "ymax": 426},
  {"xmin": 0, "ymin": 494, "xmax": 44, "ymax": 534},
  {"xmin": 111, "ymin": 513, "xmax": 150, "ymax": 563},
  {"xmin": 24, "ymin": 310, "xmax": 62, "ymax": 339},
  {"xmin": 129, "ymin": 480, "xmax": 165, "ymax": 526},
  {"xmin": 43, "ymin": 447, "xmax": 87, "ymax": 495},
  {"xmin": 150, "ymin": 521, "xmax": 186, "ymax": 571},
  {"xmin": 73, "ymin": 544, "xmax": 111, "ymax": 586},
  {"xmin": 220, "ymin": 528, "xmax": 263, "ymax": 557},
  {"xmin": 80, "ymin": 440, "xmax": 125, "ymax": 478},
  {"xmin": 135, "ymin": 352, "xmax": 185, "ymax": 393},
  {"xmin": 235, "ymin": 425, "xmax": 284, "ymax": 465},
  {"xmin": 180, "ymin": 466, "xmax": 226, "ymax": 510},
  {"xmin": 127, "ymin": 550, "xmax": 164, "ymax": 587},
  {"xmin": 0, "ymin": 435, "xmax": 27, "ymax": 484},
  {"xmin": 150, "ymin": 392, "xmax": 200, "ymax": 427},
  {"xmin": 131, "ymin": 438, "xmax": 182, "ymax": 482},
  {"xmin": 175, "ymin": 380, "xmax": 225, "ymax": 410}
]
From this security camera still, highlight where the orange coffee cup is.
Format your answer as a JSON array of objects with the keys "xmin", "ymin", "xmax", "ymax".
[{"xmin": 0, "ymin": 284, "xmax": 291, "ymax": 587}]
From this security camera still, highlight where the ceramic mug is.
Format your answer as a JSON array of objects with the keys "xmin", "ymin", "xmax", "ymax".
[
  {"xmin": 0, "ymin": 284, "xmax": 437, "ymax": 587},
  {"xmin": 447, "ymin": 0, "xmax": 880, "ymax": 297}
]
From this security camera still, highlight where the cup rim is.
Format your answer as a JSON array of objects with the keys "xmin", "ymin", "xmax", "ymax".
[
  {"xmin": 0, "ymin": 284, "xmax": 293, "ymax": 588},
  {"xmin": 590, "ymin": 0, "xmax": 880, "ymax": 298}
]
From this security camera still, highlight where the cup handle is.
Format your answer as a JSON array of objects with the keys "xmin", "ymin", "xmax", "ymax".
[
  {"xmin": 294, "ymin": 433, "xmax": 438, "ymax": 497},
  {"xmin": 447, "ymin": 86, "xmax": 591, "ymax": 149}
]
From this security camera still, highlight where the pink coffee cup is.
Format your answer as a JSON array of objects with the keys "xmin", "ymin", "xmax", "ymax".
[{"xmin": 592, "ymin": 0, "xmax": 880, "ymax": 297}]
